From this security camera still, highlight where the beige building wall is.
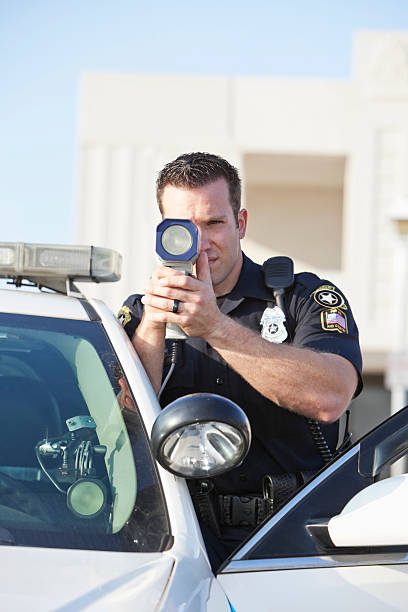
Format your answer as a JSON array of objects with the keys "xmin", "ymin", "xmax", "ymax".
[
  {"xmin": 76, "ymin": 31, "xmax": 408, "ymax": 408},
  {"xmin": 243, "ymin": 153, "xmax": 345, "ymax": 271}
]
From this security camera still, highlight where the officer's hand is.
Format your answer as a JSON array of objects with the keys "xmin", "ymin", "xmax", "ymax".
[
  {"xmin": 138, "ymin": 267, "xmax": 169, "ymax": 334},
  {"xmin": 141, "ymin": 252, "xmax": 225, "ymax": 339}
]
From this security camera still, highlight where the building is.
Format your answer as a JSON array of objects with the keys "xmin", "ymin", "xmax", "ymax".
[{"xmin": 76, "ymin": 31, "xmax": 408, "ymax": 437}]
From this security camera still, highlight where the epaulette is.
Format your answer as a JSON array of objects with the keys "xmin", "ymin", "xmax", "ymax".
[
  {"xmin": 123, "ymin": 293, "xmax": 144, "ymax": 307},
  {"xmin": 294, "ymin": 272, "xmax": 324, "ymax": 288},
  {"xmin": 293, "ymin": 272, "xmax": 330, "ymax": 295}
]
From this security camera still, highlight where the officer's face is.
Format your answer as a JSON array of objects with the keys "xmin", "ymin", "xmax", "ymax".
[{"xmin": 161, "ymin": 178, "xmax": 247, "ymax": 295}]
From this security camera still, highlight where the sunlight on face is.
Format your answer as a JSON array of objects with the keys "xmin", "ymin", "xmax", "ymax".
[{"xmin": 161, "ymin": 179, "xmax": 247, "ymax": 295}]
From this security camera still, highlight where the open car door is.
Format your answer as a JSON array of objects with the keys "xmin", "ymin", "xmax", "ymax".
[{"xmin": 217, "ymin": 406, "xmax": 408, "ymax": 612}]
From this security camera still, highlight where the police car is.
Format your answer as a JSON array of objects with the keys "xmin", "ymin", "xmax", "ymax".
[{"xmin": 0, "ymin": 241, "xmax": 407, "ymax": 611}]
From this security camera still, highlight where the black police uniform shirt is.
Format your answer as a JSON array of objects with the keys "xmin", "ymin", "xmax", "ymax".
[{"xmin": 118, "ymin": 253, "xmax": 363, "ymax": 496}]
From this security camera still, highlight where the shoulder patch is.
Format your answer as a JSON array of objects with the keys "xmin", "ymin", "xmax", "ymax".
[
  {"xmin": 321, "ymin": 308, "xmax": 348, "ymax": 334},
  {"xmin": 311, "ymin": 285, "xmax": 348, "ymax": 310},
  {"xmin": 117, "ymin": 305, "xmax": 132, "ymax": 328}
]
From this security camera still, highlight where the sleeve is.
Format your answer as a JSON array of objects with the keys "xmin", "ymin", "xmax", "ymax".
[
  {"xmin": 117, "ymin": 294, "xmax": 144, "ymax": 340},
  {"xmin": 288, "ymin": 274, "xmax": 363, "ymax": 397}
]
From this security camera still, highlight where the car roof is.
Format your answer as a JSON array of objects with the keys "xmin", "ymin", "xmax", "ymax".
[{"xmin": 0, "ymin": 287, "xmax": 90, "ymax": 320}]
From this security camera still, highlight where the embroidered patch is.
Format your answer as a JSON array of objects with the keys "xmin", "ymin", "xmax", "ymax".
[
  {"xmin": 321, "ymin": 308, "xmax": 348, "ymax": 334},
  {"xmin": 312, "ymin": 285, "xmax": 347, "ymax": 310},
  {"xmin": 117, "ymin": 306, "xmax": 132, "ymax": 328},
  {"xmin": 260, "ymin": 306, "xmax": 288, "ymax": 343}
]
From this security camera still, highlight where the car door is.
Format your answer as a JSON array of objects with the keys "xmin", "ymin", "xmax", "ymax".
[{"xmin": 216, "ymin": 406, "xmax": 408, "ymax": 612}]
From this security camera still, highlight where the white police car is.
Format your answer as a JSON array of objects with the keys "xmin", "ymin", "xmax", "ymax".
[{"xmin": 0, "ymin": 241, "xmax": 407, "ymax": 611}]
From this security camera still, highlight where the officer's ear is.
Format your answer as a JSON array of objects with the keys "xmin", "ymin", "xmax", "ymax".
[{"xmin": 238, "ymin": 208, "xmax": 247, "ymax": 239}]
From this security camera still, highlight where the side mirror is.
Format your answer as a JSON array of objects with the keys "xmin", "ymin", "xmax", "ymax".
[
  {"xmin": 328, "ymin": 474, "xmax": 408, "ymax": 547},
  {"xmin": 309, "ymin": 474, "xmax": 408, "ymax": 549},
  {"xmin": 151, "ymin": 393, "xmax": 251, "ymax": 479}
]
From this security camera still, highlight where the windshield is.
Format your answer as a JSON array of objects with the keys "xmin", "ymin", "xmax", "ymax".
[{"xmin": 0, "ymin": 312, "xmax": 171, "ymax": 552}]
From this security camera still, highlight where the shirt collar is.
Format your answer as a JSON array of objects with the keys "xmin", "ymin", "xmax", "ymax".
[{"xmin": 219, "ymin": 253, "xmax": 272, "ymax": 314}]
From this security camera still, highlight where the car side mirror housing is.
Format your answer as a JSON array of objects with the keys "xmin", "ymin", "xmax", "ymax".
[
  {"xmin": 328, "ymin": 473, "xmax": 408, "ymax": 547},
  {"xmin": 151, "ymin": 393, "xmax": 251, "ymax": 479},
  {"xmin": 309, "ymin": 473, "xmax": 408, "ymax": 549}
]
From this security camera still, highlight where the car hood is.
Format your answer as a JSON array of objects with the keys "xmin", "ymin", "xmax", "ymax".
[{"xmin": 0, "ymin": 546, "xmax": 174, "ymax": 611}]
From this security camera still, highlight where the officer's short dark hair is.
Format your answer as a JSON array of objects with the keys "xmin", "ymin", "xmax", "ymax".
[{"xmin": 156, "ymin": 152, "xmax": 242, "ymax": 224}]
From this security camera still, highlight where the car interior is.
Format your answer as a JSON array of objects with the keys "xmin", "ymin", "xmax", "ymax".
[{"xmin": 0, "ymin": 314, "xmax": 171, "ymax": 552}]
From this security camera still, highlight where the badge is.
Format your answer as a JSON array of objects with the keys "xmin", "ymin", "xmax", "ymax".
[
  {"xmin": 312, "ymin": 285, "xmax": 347, "ymax": 310},
  {"xmin": 321, "ymin": 308, "xmax": 348, "ymax": 334},
  {"xmin": 117, "ymin": 306, "xmax": 132, "ymax": 328},
  {"xmin": 260, "ymin": 306, "xmax": 288, "ymax": 344}
]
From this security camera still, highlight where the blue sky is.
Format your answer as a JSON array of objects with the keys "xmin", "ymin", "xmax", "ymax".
[{"xmin": 1, "ymin": 0, "xmax": 408, "ymax": 245}]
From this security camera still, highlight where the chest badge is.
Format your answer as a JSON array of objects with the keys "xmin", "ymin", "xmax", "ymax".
[{"xmin": 260, "ymin": 306, "xmax": 288, "ymax": 344}]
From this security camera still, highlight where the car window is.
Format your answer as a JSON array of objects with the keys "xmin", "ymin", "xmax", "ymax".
[
  {"xmin": 237, "ymin": 447, "xmax": 369, "ymax": 559},
  {"xmin": 229, "ymin": 406, "xmax": 408, "ymax": 563},
  {"xmin": 0, "ymin": 312, "xmax": 171, "ymax": 553}
]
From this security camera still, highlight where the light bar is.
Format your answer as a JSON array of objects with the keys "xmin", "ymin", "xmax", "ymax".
[{"xmin": 0, "ymin": 242, "xmax": 122, "ymax": 283}]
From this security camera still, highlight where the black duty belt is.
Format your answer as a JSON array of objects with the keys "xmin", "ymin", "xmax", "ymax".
[
  {"xmin": 218, "ymin": 494, "xmax": 272, "ymax": 528},
  {"xmin": 191, "ymin": 471, "xmax": 317, "ymax": 531}
]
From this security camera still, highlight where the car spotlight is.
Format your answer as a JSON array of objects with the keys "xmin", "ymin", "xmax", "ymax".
[{"xmin": 151, "ymin": 393, "xmax": 251, "ymax": 479}]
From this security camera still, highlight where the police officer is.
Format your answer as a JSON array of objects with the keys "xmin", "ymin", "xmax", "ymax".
[{"xmin": 119, "ymin": 152, "xmax": 362, "ymax": 566}]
